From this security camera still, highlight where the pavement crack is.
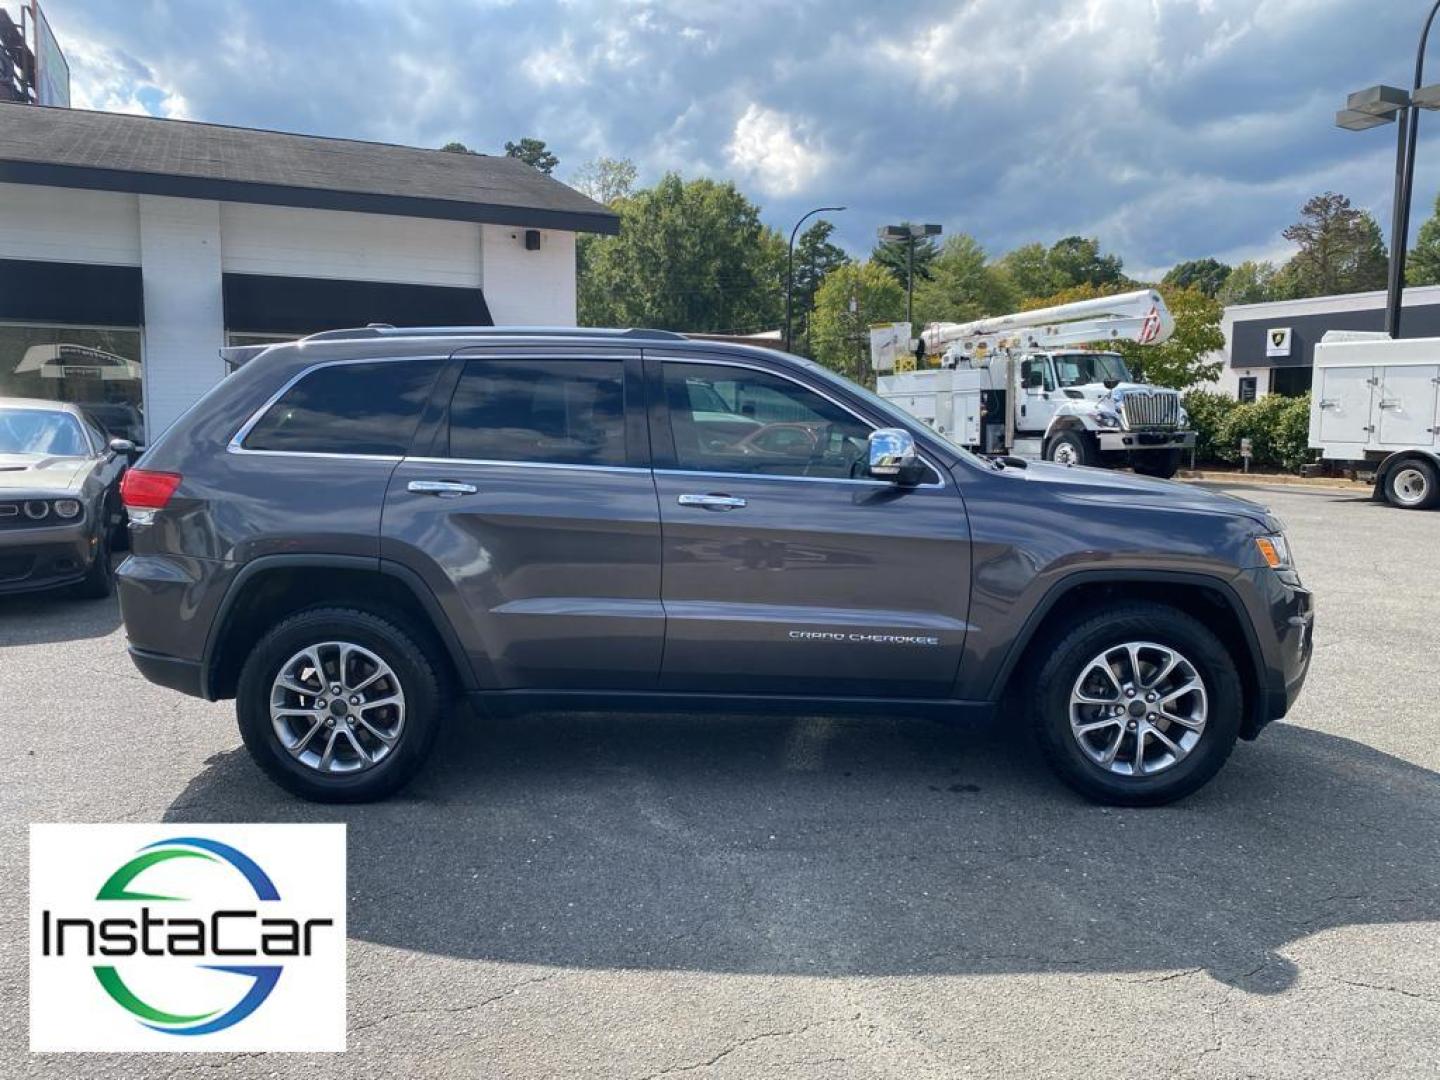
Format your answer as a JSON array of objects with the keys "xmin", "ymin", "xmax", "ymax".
[
  {"xmin": 635, "ymin": 1013, "xmax": 861, "ymax": 1079},
  {"xmin": 1332, "ymin": 978, "xmax": 1440, "ymax": 1005},
  {"xmin": 350, "ymin": 971, "xmax": 557, "ymax": 1035}
]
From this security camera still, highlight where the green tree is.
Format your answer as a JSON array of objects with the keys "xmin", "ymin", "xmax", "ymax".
[
  {"xmin": 1114, "ymin": 285, "xmax": 1224, "ymax": 390},
  {"xmin": 912, "ymin": 234, "xmax": 1017, "ymax": 326},
  {"xmin": 1163, "ymin": 258, "xmax": 1232, "ymax": 297},
  {"xmin": 578, "ymin": 173, "xmax": 783, "ymax": 334},
  {"xmin": 1047, "ymin": 235, "xmax": 1126, "ymax": 289},
  {"xmin": 996, "ymin": 242, "xmax": 1065, "ymax": 301},
  {"xmin": 1278, "ymin": 192, "xmax": 1388, "ymax": 298},
  {"xmin": 571, "ymin": 156, "xmax": 637, "ymax": 205},
  {"xmin": 792, "ymin": 219, "xmax": 850, "ymax": 355},
  {"xmin": 1217, "ymin": 260, "xmax": 1283, "ymax": 306},
  {"xmin": 504, "ymin": 137, "xmax": 559, "ymax": 174},
  {"xmin": 811, "ymin": 262, "xmax": 905, "ymax": 383},
  {"xmin": 871, "ymin": 224, "xmax": 939, "ymax": 290},
  {"xmin": 440, "ymin": 141, "xmax": 476, "ymax": 154},
  {"xmin": 1408, "ymin": 191, "xmax": 1440, "ymax": 285}
]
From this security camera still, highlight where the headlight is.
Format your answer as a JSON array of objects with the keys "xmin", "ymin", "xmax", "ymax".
[
  {"xmin": 1093, "ymin": 410, "xmax": 1121, "ymax": 429},
  {"xmin": 23, "ymin": 500, "xmax": 49, "ymax": 520},
  {"xmin": 53, "ymin": 499, "xmax": 81, "ymax": 519},
  {"xmin": 1255, "ymin": 534, "xmax": 1294, "ymax": 571}
]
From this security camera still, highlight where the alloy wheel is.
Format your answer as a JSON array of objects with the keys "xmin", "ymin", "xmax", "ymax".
[
  {"xmin": 270, "ymin": 641, "xmax": 406, "ymax": 774},
  {"xmin": 1068, "ymin": 640, "xmax": 1208, "ymax": 777}
]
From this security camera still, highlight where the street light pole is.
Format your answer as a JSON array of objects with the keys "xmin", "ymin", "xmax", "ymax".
[
  {"xmin": 878, "ymin": 223, "xmax": 942, "ymax": 330},
  {"xmin": 1388, "ymin": 0, "xmax": 1440, "ymax": 338},
  {"xmin": 785, "ymin": 205, "xmax": 845, "ymax": 352}
]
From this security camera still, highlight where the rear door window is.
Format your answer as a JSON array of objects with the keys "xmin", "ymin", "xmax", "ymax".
[
  {"xmin": 446, "ymin": 358, "xmax": 626, "ymax": 466},
  {"xmin": 243, "ymin": 358, "xmax": 443, "ymax": 456}
]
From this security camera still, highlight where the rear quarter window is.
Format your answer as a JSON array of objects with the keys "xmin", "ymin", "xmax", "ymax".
[{"xmin": 243, "ymin": 358, "xmax": 443, "ymax": 456}]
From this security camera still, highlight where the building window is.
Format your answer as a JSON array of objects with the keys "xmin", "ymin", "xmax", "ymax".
[
  {"xmin": 1238, "ymin": 376, "xmax": 1257, "ymax": 403},
  {"xmin": 0, "ymin": 323, "xmax": 144, "ymax": 443},
  {"xmin": 1269, "ymin": 367, "xmax": 1312, "ymax": 398}
]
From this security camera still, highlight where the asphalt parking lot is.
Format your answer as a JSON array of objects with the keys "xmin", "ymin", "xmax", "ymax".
[{"xmin": 2, "ymin": 482, "xmax": 1438, "ymax": 1079}]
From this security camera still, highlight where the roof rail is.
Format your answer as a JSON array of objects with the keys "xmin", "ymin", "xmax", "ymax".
[{"xmin": 299, "ymin": 325, "xmax": 688, "ymax": 344}]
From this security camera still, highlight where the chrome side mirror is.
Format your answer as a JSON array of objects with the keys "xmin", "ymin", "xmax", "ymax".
[
  {"xmin": 108, "ymin": 437, "xmax": 137, "ymax": 458},
  {"xmin": 868, "ymin": 428, "xmax": 919, "ymax": 483}
]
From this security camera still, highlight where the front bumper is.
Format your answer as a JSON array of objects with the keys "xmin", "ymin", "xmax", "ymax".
[
  {"xmin": 0, "ymin": 522, "xmax": 96, "ymax": 595},
  {"xmin": 1097, "ymin": 429, "xmax": 1196, "ymax": 452},
  {"xmin": 1235, "ymin": 566, "xmax": 1315, "ymax": 738}
]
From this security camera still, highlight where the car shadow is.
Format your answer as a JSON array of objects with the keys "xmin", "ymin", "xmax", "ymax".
[
  {"xmin": 0, "ymin": 566, "xmax": 123, "ymax": 645},
  {"xmin": 162, "ymin": 711, "xmax": 1440, "ymax": 992}
]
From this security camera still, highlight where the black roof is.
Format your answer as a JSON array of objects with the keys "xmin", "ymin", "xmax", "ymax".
[{"xmin": 0, "ymin": 103, "xmax": 619, "ymax": 234}]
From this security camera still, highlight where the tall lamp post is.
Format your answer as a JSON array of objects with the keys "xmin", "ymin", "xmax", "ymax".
[
  {"xmin": 1337, "ymin": 0, "xmax": 1440, "ymax": 338},
  {"xmin": 877, "ymin": 222, "xmax": 943, "ymax": 326},
  {"xmin": 785, "ymin": 205, "xmax": 845, "ymax": 352}
]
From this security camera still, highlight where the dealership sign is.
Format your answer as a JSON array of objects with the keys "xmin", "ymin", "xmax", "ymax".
[
  {"xmin": 30, "ymin": 824, "xmax": 345, "ymax": 1052},
  {"xmin": 1266, "ymin": 327, "xmax": 1292, "ymax": 358}
]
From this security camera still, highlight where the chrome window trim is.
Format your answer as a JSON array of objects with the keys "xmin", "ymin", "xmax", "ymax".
[
  {"xmin": 653, "ymin": 354, "xmax": 947, "ymax": 490},
  {"xmin": 405, "ymin": 456, "xmax": 646, "ymax": 475},
  {"xmin": 226, "ymin": 354, "xmax": 448, "ymax": 459}
]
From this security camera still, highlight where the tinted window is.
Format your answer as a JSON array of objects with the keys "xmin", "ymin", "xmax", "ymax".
[
  {"xmin": 448, "ymin": 359, "xmax": 626, "ymax": 466},
  {"xmin": 663, "ymin": 363, "xmax": 872, "ymax": 479},
  {"xmin": 244, "ymin": 359, "xmax": 443, "ymax": 455}
]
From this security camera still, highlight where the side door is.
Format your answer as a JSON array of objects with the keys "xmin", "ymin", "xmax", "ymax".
[
  {"xmin": 647, "ymin": 353, "xmax": 971, "ymax": 699},
  {"xmin": 1016, "ymin": 355, "xmax": 1057, "ymax": 435},
  {"xmin": 381, "ymin": 348, "xmax": 663, "ymax": 691},
  {"xmin": 1377, "ymin": 364, "xmax": 1440, "ymax": 447},
  {"xmin": 1317, "ymin": 366, "xmax": 1376, "ymax": 444}
]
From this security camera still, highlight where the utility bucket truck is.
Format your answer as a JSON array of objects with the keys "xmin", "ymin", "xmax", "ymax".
[
  {"xmin": 872, "ymin": 290, "xmax": 1195, "ymax": 478},
  {"xmin": 1311, "ymin": 331, "xmax": 1440, "ymax": 509}
]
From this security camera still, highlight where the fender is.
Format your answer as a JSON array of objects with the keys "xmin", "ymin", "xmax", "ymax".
[
  {"xmin": 984, "ymin": 567, "xmax": 1270, "ymax": 729},
  {"xmin": 200, "ymin": 553, "xmax": 477, "ymax": 699},
  {"xmin": 1373, "ymin": 448, "xmax": 1440, "ymax": 501}
]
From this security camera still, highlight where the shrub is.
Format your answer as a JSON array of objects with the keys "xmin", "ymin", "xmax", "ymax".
[
  {"xmin": 1211, "ymin": 392, "xmax": 1314, "ymax": 471},
  {"xmin": 1181, "ymin": 390, "xmax": 1237, "ymax": 464}
]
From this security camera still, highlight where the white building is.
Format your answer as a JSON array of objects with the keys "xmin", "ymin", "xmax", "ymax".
[
  {"xmin": 0, "ymin": 103, "xmax": 617, "ymax": 441},
  {"xmin": 1216, "ymin": 285, "xmax": 1440, "ymax": 402}
]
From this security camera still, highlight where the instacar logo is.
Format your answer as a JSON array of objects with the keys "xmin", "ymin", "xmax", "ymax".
[{"xmin": 30, "ymin": 824, "xmax": 346, "ymax": 1053}]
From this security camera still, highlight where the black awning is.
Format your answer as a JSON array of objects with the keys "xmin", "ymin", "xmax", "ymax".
[
  {"xmin": 0, "ymin": 259, "xmax": 143, "ymax": 326},
  {"xmin": 223, "ymin": 272, "xmax": 493, "ymax": 335}
]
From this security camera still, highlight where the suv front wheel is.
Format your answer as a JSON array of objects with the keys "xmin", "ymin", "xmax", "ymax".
[
  {"xmin": 236, "ymin": 607, "xmax": 443, "ymax": 802},
  {"xmin": 1030, "ymin": 602, "xmax": 1242, "ymax": 806}
]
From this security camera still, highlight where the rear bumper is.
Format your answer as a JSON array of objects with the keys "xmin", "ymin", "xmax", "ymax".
[{"xmin": 127, "ymin": 646, "xmax": 205, "ymax": 697}]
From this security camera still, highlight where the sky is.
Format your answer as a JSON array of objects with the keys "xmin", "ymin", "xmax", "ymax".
[{"xmin": 37, "ymin": 0, "xmax": 1440, "ymax": 280}]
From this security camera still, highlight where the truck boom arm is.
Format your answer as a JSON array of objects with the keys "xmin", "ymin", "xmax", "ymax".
[{"xmin": 920, "ymin": 289, "xmax": 1174, "ymax": 361}]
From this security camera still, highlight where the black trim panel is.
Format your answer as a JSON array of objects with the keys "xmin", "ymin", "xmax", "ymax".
[
  {"xmin": 0, "ymin": 258, "xmax": 143, "ymax": 326},
  {"xmin": 128, "ymin": 646, "xmax": 205, "ymax": 698},
  {"xmin": 223, "ymin": 273, "xmax": 493, "ymax": 335},
  {"xmin": 471, "ymin": 688, "xmax": 996, "ymax": 722},
  {"xmin": 0, "ymin": 160, "xmax": 621, "ymax": 234}
]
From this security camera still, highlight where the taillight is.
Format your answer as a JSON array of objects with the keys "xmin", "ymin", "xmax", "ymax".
[{"xmin": 120, "ymin": 469, "xmax": 182, "ymax": 510}]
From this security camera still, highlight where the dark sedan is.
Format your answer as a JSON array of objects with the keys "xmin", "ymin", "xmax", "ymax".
[{"xmin": 0, "ymin": 398, "xmax": 135, "ymax": 598}]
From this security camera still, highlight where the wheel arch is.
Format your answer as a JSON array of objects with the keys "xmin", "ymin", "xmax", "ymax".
[
  {"xmin": 201, "ymin": 554, "xmax": 476, "ymax": 701},
  {"xmin": 989, "ymin": 570, "xmax": 1270, "ymax": 740}
]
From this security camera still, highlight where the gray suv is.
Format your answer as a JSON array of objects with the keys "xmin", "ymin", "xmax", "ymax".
[{"xmin": 117, "ymin": 327, "xmax": 1314, "ymax": 805}]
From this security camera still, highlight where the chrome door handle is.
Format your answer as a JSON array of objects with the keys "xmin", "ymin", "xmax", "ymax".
[
  {"xmin": 408, "ymin": 479, "xmax": 477, "ymax": 498},
  {"xmin": 677, "ymin": 493, "xmax": 747, "ymax": 511}
]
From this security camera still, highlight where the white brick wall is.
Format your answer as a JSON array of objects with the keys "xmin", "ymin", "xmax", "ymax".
[
  {"xmin": 480, "ymin": 225, "xmax": 576, "ymax": 326},
  {"xmin": 138, "ymin": 196, "xmax": 226, "ymax": 438},
  {"xmin": 0, "ymin": 182, "xmax": 140, "ymax": 267},
  {"xmin": 220, "ymin": 203, "xmax": 482, "ymax": 288}
]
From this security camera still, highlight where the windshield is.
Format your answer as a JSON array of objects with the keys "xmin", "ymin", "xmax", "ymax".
[
  {"xmin": 1051, "ymin": 352, "xmax": 1131, "ymax": 388},
  {"xmin": 0, "ymin": 408, "xmax": 91, "ymax": 457}
]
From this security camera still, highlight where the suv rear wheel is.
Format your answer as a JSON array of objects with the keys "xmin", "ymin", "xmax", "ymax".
[
  {"xmin": 236, "ymin": 607, "xmax": 443, "ymax": 802},
  {"xmin": 1030, "ymin": 602, "xmax": 1242, "ymax": 805}
]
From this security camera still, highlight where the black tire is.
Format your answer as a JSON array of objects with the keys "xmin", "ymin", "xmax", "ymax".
[
  {"xmin": 1044, "ymin": 429, "xmax": 1094, "ymax": 468},
  {"xmin": 72, "ymin": 527, "xmax": 113, "ymax": 599},
  {"xmin": 236, "ymin": 607, "xmax": 444, "ymax": 802},
  {"xmin": 1383, "ymin": 458, "xmax": 1440, "ymax": 510},
  {"xmin": 1132, "ymin": 449, "xmax": 1182, "ymax": 480},
  {"xmin": 1030, "ymin": 602, "xmax": 1243, "ymax": 806}
]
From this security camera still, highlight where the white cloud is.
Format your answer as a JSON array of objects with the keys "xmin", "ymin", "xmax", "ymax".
[{"xmin": 725, "ymin": 103, "xmax": 830, "ymax": 197}]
